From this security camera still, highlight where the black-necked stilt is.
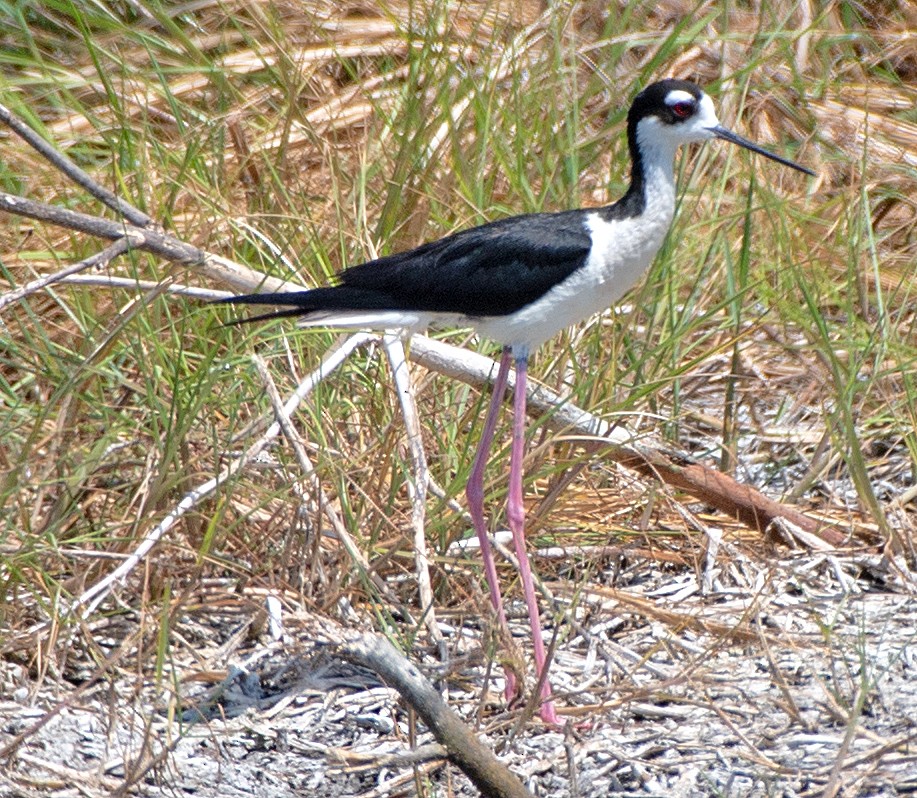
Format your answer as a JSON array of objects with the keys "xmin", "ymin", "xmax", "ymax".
[{"xmin": 219, "ymin": 79, "xmax": 813, "ymax": 724}]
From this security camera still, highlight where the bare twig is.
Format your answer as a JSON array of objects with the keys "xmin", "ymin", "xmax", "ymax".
[
  {"xmin": 0, "ymin": 190, "xmax": 298, "ymax": 298},
  {"xmin": 54, "ymin": 275, "xmax": 226, "ymax": 299},
  {"xmin": 0, "ymin": 192, "xmax": 196, "ymax": 260},
  {"xmin": 0, "ymin": 239, "xmax": 129, "ymax": 311},
  {"xmin": 68, "ymin": 332, "xmax": 373, "ymax": 619},
  {"xmin": 383, "ymin": 333, "xmax": 442, "ymax": 646},
  {"xmin": 0, "ymin": 101, "xmax": 151, "ymax": 226},
  {"xmin": 337, "ymin": 741, "xmax": 447, "ymax": 771},
  {"xmin": 338, "ymin": 632, "xmax": 536, "ymax": 798}
]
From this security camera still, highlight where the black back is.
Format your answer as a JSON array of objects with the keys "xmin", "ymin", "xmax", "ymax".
[
  {"xmin": 332, "ymin": 210, "xmax": 592, "ymax": 317},
  {"xmin": 220, "ymin": 80, "xmax": 703, "ymax": 320}
]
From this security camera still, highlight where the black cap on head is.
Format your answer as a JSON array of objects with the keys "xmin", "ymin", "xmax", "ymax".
[{"xmin": 629, "ymin": 79, "xmax": 703, "ymax": 126}]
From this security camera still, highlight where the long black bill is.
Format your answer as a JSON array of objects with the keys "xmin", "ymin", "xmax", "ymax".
[{"xmin": 711, "ymin": 125, "xmax": 815, "ymax": 176}]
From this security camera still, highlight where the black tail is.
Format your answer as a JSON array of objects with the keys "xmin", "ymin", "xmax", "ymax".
[
  {"xmin": 213, "ymin": 286, "xmax": 403, "ymax": 325},
  {"xmin": 213, "ymin": 290, "xmax": 317, "ymax": 326}
]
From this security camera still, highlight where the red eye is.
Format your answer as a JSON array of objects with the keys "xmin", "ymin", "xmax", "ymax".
[{"xmin": 672, "ymin": 101, "xmax": 694, "ymax": 118}]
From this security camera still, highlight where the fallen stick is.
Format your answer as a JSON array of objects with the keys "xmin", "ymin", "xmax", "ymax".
[{"xmin": 338, "ymin": 632, "xmax": 536, "ymax": 798}]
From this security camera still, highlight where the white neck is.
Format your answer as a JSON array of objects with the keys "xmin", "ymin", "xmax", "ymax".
[{"xmin": 634, "ymin": 117, "xmax": 680, "ymax": 221}]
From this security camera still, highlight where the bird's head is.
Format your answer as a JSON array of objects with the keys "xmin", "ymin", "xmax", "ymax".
[{"xmin": 629, "ymin": 78, "xmax": 814, "ymax": 176}]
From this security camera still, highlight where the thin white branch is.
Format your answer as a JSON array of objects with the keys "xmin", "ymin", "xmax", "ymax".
[
  {"xmin": 69, "ymin": 332, "xmax": 373, "ymax": 619},
  {"xmin": 383, "ymin": 333, "xmax": 441, "ymax": 644},
  {"xmin": 57, "ymin": 274, "xmax": 229, "ymax": 299},
  {"xmin": 0, "ymin": 239, "xmax": 130, "ymax": 311}
]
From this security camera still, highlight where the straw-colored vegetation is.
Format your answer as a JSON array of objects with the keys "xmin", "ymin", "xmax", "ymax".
[{"xmin": 1, "ymin": 1, "xmax": 915, "ymax": 795}]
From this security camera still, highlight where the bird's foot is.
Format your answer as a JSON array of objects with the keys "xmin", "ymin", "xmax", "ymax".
[{"xmin": 539, "ymin": 700, "xmax": 561, "ymax": 727}]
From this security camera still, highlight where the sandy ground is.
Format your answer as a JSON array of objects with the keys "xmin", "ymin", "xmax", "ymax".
[{"xmin": 2, "ymin": 547, "xmax": 915, "ymax": 797}]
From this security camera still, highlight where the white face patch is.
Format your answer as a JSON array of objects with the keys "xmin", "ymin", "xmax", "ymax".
[
  {"xmin": 664, "ymin": 89, "xmax": 697, "ymax": 107},
  {"xmin": 694, "ymin": 93, "xmax": 719, "ymax": 130},
  {"xmin": 657, "ymin": 89, "xmax": 720, "ymax": 142}
]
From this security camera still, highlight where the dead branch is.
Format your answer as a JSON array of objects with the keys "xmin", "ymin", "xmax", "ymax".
[
  {"xmin": 0, "ymin": 192, "xmax": 197, "ymax": 261},
  {"xmin": 0, "ymin": 238, "xmax": 130, "ymax": 311},
  {"xmin": 338, "ymin": 632, "xmax": 536, "ymax": 798},
  {"xmin": 408, "ymin": 337, "xmax": 850, "ymax": 547},
  {"xmin": 0, "ymin": 101, "xmax": 151, "ymax": 226},
  {"xmin": 384, "ymin": 333, "xmax": 442, "ymax": 646},
  {"xmin": 0, "ymin": 191, "xmax": 291, "ymax": 296}
]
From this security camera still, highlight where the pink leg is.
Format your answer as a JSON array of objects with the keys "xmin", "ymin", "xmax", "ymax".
[
  {"xmin": 508, "ymin": 353, "xmax": 559, "ymax": 725},
  {"xmin": 466, "ymin": 349, "xmax": 517, "ymax": 701}
]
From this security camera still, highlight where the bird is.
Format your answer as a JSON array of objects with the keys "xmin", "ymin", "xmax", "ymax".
[{"xmin": 218, "ymin": 79, "xmax": 814, "ymax": 724}]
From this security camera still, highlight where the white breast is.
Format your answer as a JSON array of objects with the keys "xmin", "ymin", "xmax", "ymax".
[{"xmin": 474, "ymin": 163, "xmax": 677, "ymax": 352}]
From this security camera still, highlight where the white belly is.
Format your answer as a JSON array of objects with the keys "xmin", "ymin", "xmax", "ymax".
[{"xmin": 473, "ymin": 203, "xmax": 675, "ymax": 351}]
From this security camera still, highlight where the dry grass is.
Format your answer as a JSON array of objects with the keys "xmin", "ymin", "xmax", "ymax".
[{"xmin": 1, "ymin": 0, "xmax": 916, "ymax": 794}]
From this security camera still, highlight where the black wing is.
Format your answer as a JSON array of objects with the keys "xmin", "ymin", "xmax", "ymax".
[
  {"xmin": 219, "ymin": 209, "xmax": 592, "ymax": 319},
  {"xmin": 339, "ymin": 210, "xmax": 592, "ymax": 316}
]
